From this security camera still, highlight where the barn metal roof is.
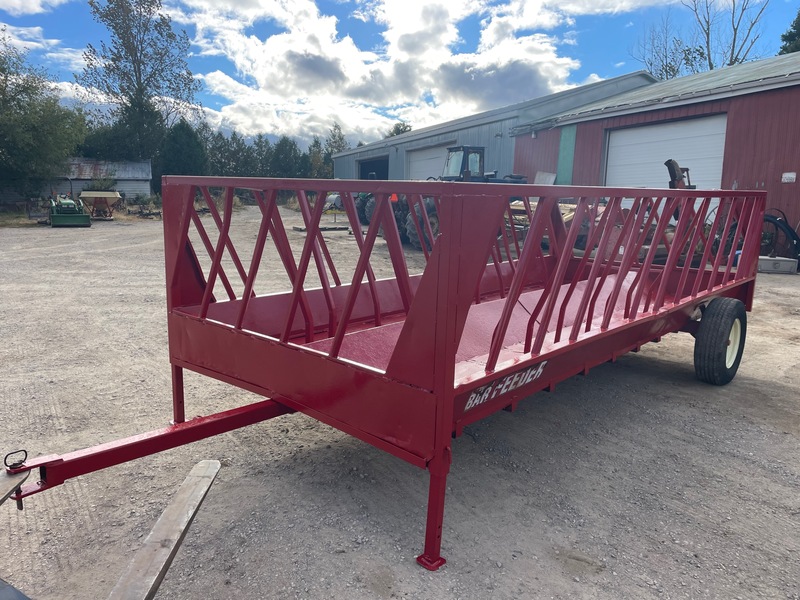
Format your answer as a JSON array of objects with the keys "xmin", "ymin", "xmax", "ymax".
[
  {"xmin": 65, "ymin": 158, "xmax": 152, "ymax": 181},
  {"xmin": 334, "ymin": 71, "xmax": 657, "ymax": 158},
  {"xmin": 528, "ymin": 52, "xmax": 800, "ymax": 129}
]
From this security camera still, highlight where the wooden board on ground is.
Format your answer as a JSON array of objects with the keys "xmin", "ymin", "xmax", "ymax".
[
  {"xmin": 107, "ymin": 460, "xmax": 221, "ymax": 600},
  {"xmin": 292, "ymin": 225, "xmax": 350, "ymax": 232},
  {"xmin": 0, "ymin": 577, "xmax": 32, "ymax": 600},
  {"xmin": 0, "ymin": 471, "xmax": 28, "ymax": 509}
]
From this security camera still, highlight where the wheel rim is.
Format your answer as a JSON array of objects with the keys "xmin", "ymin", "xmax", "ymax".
[{"xmin": 726, "ymin": 318, "xmax": 742, "ymax": 369}]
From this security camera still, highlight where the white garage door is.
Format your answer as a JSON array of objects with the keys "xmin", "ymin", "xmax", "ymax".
[
  {"xmin": 605, "ymin": 115, "xmax": 727, "ymax": 189},
  {"xmin": 408, "ymin": 145, "xmax": 450, "ymax": 180}
]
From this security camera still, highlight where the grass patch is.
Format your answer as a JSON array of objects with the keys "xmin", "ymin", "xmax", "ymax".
[{"xmin": 0, "ymin": 212, "xmax": 41, "ymax": 228}]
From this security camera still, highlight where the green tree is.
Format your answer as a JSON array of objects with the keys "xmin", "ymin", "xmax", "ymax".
[
  {"xmin": 307, "ymin": 136, "xmax": 326, "ymax": 178},
  {"xmin": 323, "ymin": 122, "xmax": 350, "ymax": 178},
  {"xmin": 226, "ymin": 131, "xmax": 257, "ymax": 177},
  {"xmin": 152, "ymin": 118, "xmax": 207, "ymax": 192},
  {"xmin": 77, "ymin": 0, "xmax": 200, "ymax": 160},
  {"xmin": 206, "ymin": 131, "xmax": 234, "ymax": 175},
  {"xmin": 0, "ymin": 30, "xmax": 86, "ymax": 193},
  {"xmin": 80, "ymin": 123, "xmax": 128, "ymax": 160},
  {"xmin": 779, "ymin": 7, "xmax": 800, "ymax": 54},
  {"xmin": 270, "ymin": 135, "xmax": 303, "ymax": 178},
  {"xmin": 385, "ymin": 121, "xmax": 412, "ymax": 138},
  {"xmin": 253, "ymin": 134, "xmax": 273, "ymax": 177}
]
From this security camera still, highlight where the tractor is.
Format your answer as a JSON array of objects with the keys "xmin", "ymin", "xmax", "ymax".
[
  {"xmin": 48, "ymin": 193, "xmax": 91, "ymax": 227},
  {"xmin": 405, "ymin": 146, "xmax": 527, "ymax": 250},
  {"xmin": 359, "ymin": 146, "xmax": 528, "ymax": 250}
]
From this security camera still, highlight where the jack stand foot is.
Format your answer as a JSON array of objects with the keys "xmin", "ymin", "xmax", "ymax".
[{"xmin": 416, "ymin": 554, "xmax": 446, "ymax": 571}]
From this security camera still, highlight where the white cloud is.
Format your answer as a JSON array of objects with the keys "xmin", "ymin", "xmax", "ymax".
[
  {"xmin": 0, "ymin": 23, "xmax": 60, "ymax": 51},
  {"xmin": 44, "ymin": 47, "xmax": 85, "ymax": 73},
  {"xmin": 169, "ymin": 0, "xmax": 602, "ymax": 144},
  {"xmin": 0, "ymin": 0, "xmax": 72, "ymax": 16},
  {"xmin": 30, "ymin": 0, "xmax": 673, "ymax": 145}
]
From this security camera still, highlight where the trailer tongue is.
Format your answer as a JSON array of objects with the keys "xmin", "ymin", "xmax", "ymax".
[{"xmin": 5, "ymin": 178, "xmax": 765, "ymax": 570}]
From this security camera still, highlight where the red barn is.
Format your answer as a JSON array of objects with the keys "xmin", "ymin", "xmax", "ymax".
[{"xmin": 512, "ymin": 53, "xmax": 800, "ymax": 231}]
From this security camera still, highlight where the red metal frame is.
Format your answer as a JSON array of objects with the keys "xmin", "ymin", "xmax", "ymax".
[{"xmin": 7, "ymin": 177, "xmax": 765, "ymax": 571}]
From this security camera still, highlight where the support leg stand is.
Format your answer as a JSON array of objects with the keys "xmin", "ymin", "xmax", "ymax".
[{"xmin": 416, "ymin": 450, "xmax": 450, "ymax": 570}]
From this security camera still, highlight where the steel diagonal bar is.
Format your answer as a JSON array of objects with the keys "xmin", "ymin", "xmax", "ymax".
[
  {"xmin": 626, "ymin": 197, "xmax": 668, "ymax": 318},
  {"xmin": 504, "ymin": 202, "xmax": 522, "ymax": 261},
  {"xmin": 340, "ymin": 191, "xmax": 382, "ymax": 326},
  {"xmin": 488, "ymin": 244, "xmax": 506, "ymax": 299},
  {"xmin": 737, "ymin": 196, "xmax": 764, "ymax": 279},
  {"xmin": 269, "ymin": 203, "xmax": 314, "ymax": 336},
  {"xmin": 584, "ymin": 197, "xmax": 642, "ymax": 333},
  {"xmin": 328, "ymin": 196, "xmax": 388, "ymax": 359},
  {"xmin": 637, "ymin": 197, "xmax": 680, "ymax": 314},
  {"xmin": 553, "ymin": 197, "xmax": 596, "ymax": 340},
  {"xmin": 707, "ymin": 198, "xmax": 739, "ymax": 293},
  {"xmin": 567, "ymin": 198, "xmax": 618, "ymax": 342},
  {"xmin": 264, "ymin": 203, "xmax": 314, "ymax": 341},
  {"xmin": 381, "ymin": 194, "xmax": 413, "ymax": 313},
  {"xmin": 406, "ymin": 194, "xmax": 431, "ymax": 260},
  {"xmin": 8, "ymin": 400, "xmax": 295, "ymax": 501},
  {"xmin": 200, "ymin": 186, "xmax": 252, "ymax": 292},
  {"xmin": 297, "ymin": 190, "xmax": 339, "ymax": 337},
  {"xmin": 281, "ymin": 190, "xmax": 328, "ymax": 343},
  {"xmin": 524, "ymin": 203, "xmax": 573, "ymax": 353},
  {"xmin": 730, "ymin": 198, "xmax": 753, "ymax": 281},
  {"xmin": 530, "ymin": 199, "xmax": 590, "ymax": 354},
  {"xmin": 723, "ymin": 198, "xmax": 752, "ymax": 283},
  {"xmin": 200, "ymin": 187, "xmax": 235, "ymax": 319},
  {"xmin": 632, "ymin": 197, "xmax": 677, "ymax": 314},
  {"xmin": 731, "ymin": 197, "xmax": 757, "ymax": 280},
  {"xmin": 672, "ymin": 197, "xmax": 711, "ymax": 305},
  {"xmin": 190, "ymin": 209, "xmax": 236, "ymax": 301},
  {"xmin": 298, "ymin": 190, "xmax": 342, "ymax": 287},
  {"xmin": 419, "ymin": 198, "xmax": 436, "ymax": 251},
  {"xmin": 719, "ymin": 197, "xmax": 743, "ymax": 283},
  {"xmin": 235, "ymin": 189, "xmax": 278, "ymax": 330},
  {"xmin": 487, "ymin": 196, "xmax": 555, "ymax": 371},
  {"xmin": 509, "ymin": 195, "xmax": 535, "ymax": 261},
  {"xmin": 554, "ymin": 198, "xmax": 604, "ymax": 341},
  {"xmin": 654, "ymin": 196, "xmax": 706, "ymax": 310},
  {"xmin": 581, "ymin": 198, "xmax": 627, "ymax": 331},
  {"xmin": 651, "ymin": 195, "xmax": 697, "ymax": 311},
  {"xmin": 501, "ymin": 202, "xmax": 517, "ymax": 273},
  {"xmin": 602, "ymin": 195, "xmax": 660, "ymax": 326},
  {"xmin": 541, "ymin": 199, "xmax": 568, "ymax": 264},
  {"xmin": 165, "ymin": 184, "xmax": 201, "ymax": 308},
  {"xmin": 690, "ymin": 195, "xmax": 727, "ymax": 298}
]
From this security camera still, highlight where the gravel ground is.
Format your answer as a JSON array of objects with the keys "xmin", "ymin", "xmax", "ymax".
[{"xmin": 1, "ymin": 207, "xmax": 799, "ymax": 600}]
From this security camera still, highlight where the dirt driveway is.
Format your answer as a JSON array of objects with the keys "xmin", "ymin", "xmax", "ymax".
[{"xmin": 1, "ymin": 207, "xmax": 799, "ymax": 600}]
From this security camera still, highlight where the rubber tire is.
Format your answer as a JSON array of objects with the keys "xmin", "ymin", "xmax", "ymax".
[
  {"xmin": 365, "ymin": 197, "xmax": 410, "ymax": 244},
  {"xmin": 364, "ymin": 196, "xmax": 377, "ymax": 225},
  {"xmin": 694, "ymin": 297, "xmax": 747, "ymax": 385},
  {"xmin": 355, "ymin": 194, "xmax": 371, "ymax": 226},
  {"xmin": 405, "ymin": 200, "xmax": 439, "ymax": 251}
]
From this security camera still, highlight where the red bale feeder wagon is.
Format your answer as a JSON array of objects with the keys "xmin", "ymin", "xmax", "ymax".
[{"xmin": 5, "ymin": 177, "xmax": 765, "ymax": 571}]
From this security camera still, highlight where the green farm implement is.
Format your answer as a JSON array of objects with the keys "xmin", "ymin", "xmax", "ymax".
[{"xmin": 49, "ymin": 194, "xmax": 91, "ymax": 227}]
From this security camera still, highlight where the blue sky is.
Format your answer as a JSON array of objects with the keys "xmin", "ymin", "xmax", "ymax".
[{"xmin": 1, "ymin": 0, "xmax": 797, "ymax": 146}]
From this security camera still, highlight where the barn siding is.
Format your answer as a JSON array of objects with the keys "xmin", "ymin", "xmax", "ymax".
[
  {"xmin": 512, "ymin": 128, "xmax": 560, "ymax": 181},
  {"xmin": 723, "ymin": 87, "xmax": 800, "ymax": 227},
  {"xmin": 514, "ymin": 90, "xmax": 800, "ymax": 226},
  {"xmin": 569, "ymin": 102, "xmax": 732, "ymax": 185}
]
